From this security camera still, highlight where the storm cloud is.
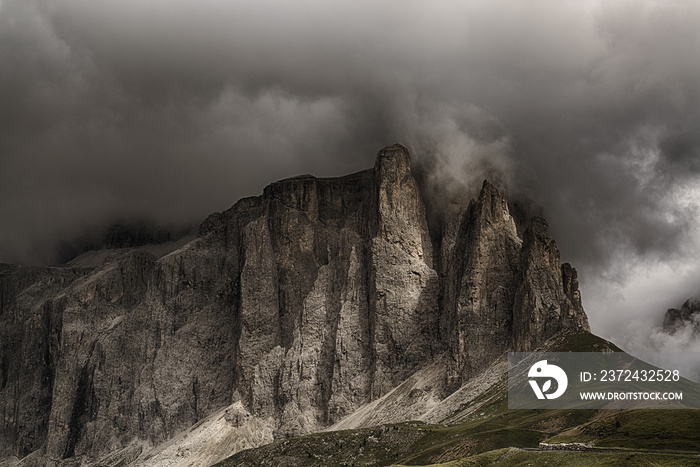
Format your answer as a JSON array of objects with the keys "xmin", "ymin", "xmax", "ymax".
[{"xmin": 1, "ymin": 0, "xmax": 699, "ymax": 347}]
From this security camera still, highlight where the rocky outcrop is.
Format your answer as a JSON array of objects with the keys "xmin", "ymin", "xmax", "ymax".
[
  {"xmin": 0, "ymin": 144, "xmax": 589, "ymax": 465},
  {"xmin": 0, "ymin": 265, "xmax": 90, "ymax": 460},
  {"xmin": 663, "ymin": 298, "xmax": 700, "ymax": 334},
  {"xmin": 512, "ymin": 216, "xmax": 589, "ymax": 352},
  {"xmin": 438, "ymin": 181, "xmax": 588, "ymax": 385},
  {"xmin": 368, "ymin": 146, "xmax": 440, "ymax": 398},
  {"xmin": 441, "ymin": 180, "xmax": 523, "ymax": 384}
]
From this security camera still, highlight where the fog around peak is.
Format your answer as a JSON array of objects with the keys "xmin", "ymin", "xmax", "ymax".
[{"xmin": 1, "ymin": 0, "xmax": 699, "ymax": 349}]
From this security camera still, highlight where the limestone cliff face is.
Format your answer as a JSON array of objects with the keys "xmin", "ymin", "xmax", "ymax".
[
  {"xmin": 368, "ymin": 146, "xmax": 440, "ymax": 398},
  {"xmin": 439, "ymin": 181, "xmax": 588, "ymax": 385},
  {"xmin": 0, "ymin": 144, "xmax": 589, "ymax": 464},
  {"xmin": 0, "ymin": 265, "xmax": 90, "ymax": 459},
  {"xmin": 512, "ymin": 217, "xmax": 589, "ymax": 351},
  {"xmin": 441, "ymin": 181, "xmax": 523, "ymax": 384}
]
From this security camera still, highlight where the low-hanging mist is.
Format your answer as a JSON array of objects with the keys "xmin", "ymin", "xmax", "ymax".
[{"xmin": 1, "ymin": 0, "xmax": 699, "ymax": 349}]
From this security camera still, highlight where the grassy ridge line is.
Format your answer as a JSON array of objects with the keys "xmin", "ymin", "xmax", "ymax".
[
  {"xmin": 547, "ymin": 409, "xmax": 700, "ymax": 451},
  {"xmin": 389, "ymin": 447, "xmax": 700, "ymax": 466}
]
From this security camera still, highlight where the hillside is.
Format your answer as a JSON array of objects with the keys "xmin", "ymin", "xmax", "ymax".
[{"xmin": 216, "ymin": 332, "xmax": 700, "ymax": 466}]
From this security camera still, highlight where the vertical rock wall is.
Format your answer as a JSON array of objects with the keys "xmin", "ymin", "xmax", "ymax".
[
  {"xmin": 368, "ymin": 145, "xmax": 440, "ymax": 398},
  {"xmin": 0, "ymin": 144, "xmax": 588, "ymax": 463}
]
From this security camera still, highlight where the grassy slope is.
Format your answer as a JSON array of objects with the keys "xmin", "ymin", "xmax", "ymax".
[
  {"xmin": 546, "ymin": 409, "xmax": 700, "ymax": 451},
  {"xmin": 216, "ymin": 332, "xmax": 700, "ymax": 467},
  {"xmin": 392, "ymin": 448, "xmax": 700, "ymax": 467}
]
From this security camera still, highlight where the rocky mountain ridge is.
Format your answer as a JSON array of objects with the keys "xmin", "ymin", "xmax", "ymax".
[
  {"xmin": 663, "ymin": 298, "xmax": 700, "ymax": 334},
  {"xmin": 0, "ymin": 144, "xmax": 589, "ymax": 466}
]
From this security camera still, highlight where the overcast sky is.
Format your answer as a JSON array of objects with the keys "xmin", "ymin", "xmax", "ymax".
[{"xmin": 1, "ymin": 0, "xmax": 699, "ymax": 349}]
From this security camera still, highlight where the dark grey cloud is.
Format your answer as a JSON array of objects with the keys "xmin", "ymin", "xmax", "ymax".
[{"xmin": 1, "ymin": 0, "xmax": 699, "ymax": 345}]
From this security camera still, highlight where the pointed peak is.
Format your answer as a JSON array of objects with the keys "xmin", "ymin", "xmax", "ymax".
[
  {"xmin": 374, "ymin": 143, "xmax": 412, "ymax": 178},
  {"xmin": 376, "ymin": 143, "xmax": 410, "ymax": 164},
  {"xmin": 476, "ymin": 178, "xmax": 514, "ymax": 205},
  {"xmin": 474, "ymin": 179, "xmax": 508, "ymax": 218},
  {"xmin": 380, "ymin": 143, "xmax": 409, "ymax": 154},
  {"xmin": 464, "ymin": 179, "xmax": 519, "ymax": 241},
  {"xmin": 478, "ymin": 179, "xmax": 500, "ymax": 199},
  {"xmin": 521, "ymin": 216, "xmax": 560, "ymax": 269}
]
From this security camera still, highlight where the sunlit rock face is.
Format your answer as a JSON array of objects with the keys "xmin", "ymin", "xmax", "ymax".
[{"xmin": 0, "ymin": 144, "xmax": 588, "ymax": 464}]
